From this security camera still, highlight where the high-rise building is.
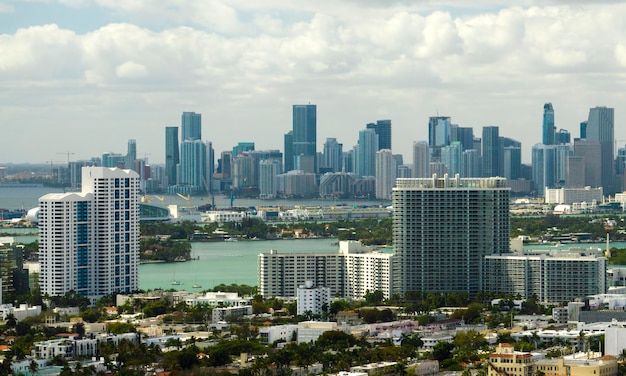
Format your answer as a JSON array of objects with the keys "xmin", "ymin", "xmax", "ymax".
[
  {"xmin": 220, "ymin": 151, "xmax": 233, "ymax": 180},
  {"xmin": 428, "ymin": 116, "xmax": 451, "ymax": 159},
  {"xmin": 284, "ymin": 131, "xmax": 294, "ymax": 173},
  {"xmin": 392, "ymin": 176, "xmax": 510, "ymax": 297},
  {"xmin": 586, "ymin": 106, "xmax": 615, "ymax": 194},
  {"xmin": 233, "ymin": 142, "xmax": 255, "ymax": 157},
  {"xmin": 451, "ymin": 126, "xmax": 474, "ymax": 151},
  {"xmin": 554, "ymin": 144, "xmax": 572, "ymax": 187},
  {"xmin": 375, "ymin": 149, "xmax": 395, "ymax": 200},
  {"xmin": 572, "ymin": 139, "xmax": 602, "ymax": 188},
  {"xmin": 441, "ymin": 142, "xmax": 462, "ymax": 176},
  {"xmin": 503, "ymin": 147, "xmax": 521, "ymax": 180},
  {"xmin": 542, "ymin": 103, "xmax": 555, "ymax": 145},
  {"xmin": 482, "ymin": 126, "xmax": 500, "ymax": 177},
  {"xmin": 292, "ymin": 104, "xmax": 317, "ymax": 170},
  {"xmin": 179, "ymin": 140, "xmax": 208, "ymax": 193},
  {"xmin": 181, "ymin": 112, "xmax": 201, "ymax": 141},
  {"xmin": 556, "ymin": 129, "xmax": 571, "ymax": 144},
  {"xmin": 38, "ymin": 167, "xmax": 140, "ymax": 303},
  {"xmin": 296, "ymin": 281, "xmax": 331, "ymax": 316},
  {"xmin": 322, "ymin": 138, "xmax": 343, "ymax": 173},
  {"xmin": 259, "ymin": 159, "xmax": 281, "ymax": 199},
  {"xmin": 462, "ymin": 149, "xmax": 482, "ymax": 178},
  {"xmin": 357, "ymin": 128, "xmax": 378, "ymax": 177},
  {"xmin": 580, "ymin": 121, "xmax": 588, "ymax": 139},
  {"xmin": 126, "ymin": 139, "xmax": 137, "ymax": 171},
  {"xmin": 366, "ymin": 120, "xmax": 392, "ymax": 150},
  {"xmin": 412, "ymin": 141, "xmax": 430, "ymax": 178},
  {"xmin": 165, "ymin": 127, "xmax": 179, "ymax": 186},
  {"xmin": 531, "ymin": 144, "xmax": 556, "ymax": 194}
]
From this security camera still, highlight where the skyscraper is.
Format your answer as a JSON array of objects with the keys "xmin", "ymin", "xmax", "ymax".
[
  {"xmin": 542, "ymin": 103, "xmax": 555, "ymax": 145},
  {"xmin": 323, "ymin": 138, "xmax": 343, "ymax": 173},
  {"xmin": 441, "ymin": 142, "xmax": 462, "ymax": 176},
  {"xmin": 586, "ymin": 106, "xmax": 615, "ymax": 194},
  {"xmin": 126, "ymin": 139, "xmax": 137, "ymax": 171},
  {"xmin": 39, "ymin": 167, "xmax": 140, "ymax": 303},
  {"xmin": 181, "ymin": 112, "xmax": 201, "ymax": 141},
  {"xmin": 366, "ymin": 120, "xmax": 392, "ymax": 150},
  {"xmin": 412, "ymin": 141, "xmax": 430, "ymax": 178},
  {"xmin": 392, "ymin": 176, "xmax": 510, "ymax": 297},
  {"xmin": 284, "ymin": 131, "xmax": 294, "ymax": 173},
  {"xmin": 179, "ymin": 140, "xmax": 208, "ymax": 192},
  {"xmin": 531, "ymin": 144, "xmax": 556, "ymax": 194},
  {"xmin": 428, "ymin": 116, "xmax": 451, "ymax": 159},
  {"xmin": 357, "ymin": 128, "xmax": 378, "ymax": 177},
  {"xmin": 375, "ymin": 149, "xmax": 395, "ymax": 200},
  {"xmin": 165, "ymin": 127, "xmax": 179, "ymax": 186},
  {"xmin": 292, "ymin": 104, "xmax": 317, "ymax": 170},
  {"xmin": 482, "ymin": 126, "xmax": 500, "ymax": 177}
]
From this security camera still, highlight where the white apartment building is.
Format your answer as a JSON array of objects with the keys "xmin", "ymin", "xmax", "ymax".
[
  {"xmin": 258, "ymin": 250, "xmax": 346, "ymax": 298},
  {"xmin": 258, "ymin": 241, "xmax": 393, "ymax": 300},
  {"xmin": 483, "ymin": 247, "xmax": 606, "ymax": 303},
  {"xmin": 297, "ymin": 281, "xmax": 331, "ymax": 316},
  {"xmin": 211, "ymin": 305, "xmax": 253, "ymax": 323},
  {"xmin": 185, "ymin": 291, "xmax": 250, "ymax": 307},
  {"xmin": 544, "ymin": 186, "xmax": 603, "ymax": 205},
  {"xmin": 32, "ymin": 333, "xmax": 139, "ymax": 359},
  {"xmin": 341, "ymin": 241, "xmax": 393, "ymax": 300},
  {"xmin": 39, "ymin": 167, "xmax": 140, "ymax": 303},
  {"xmin": 375, "ymin": 149, "xmax": 395, "ymax": 200},
  {"xmin": 258, "ymin": 324, "xmax": 298, "ymax": 345}
]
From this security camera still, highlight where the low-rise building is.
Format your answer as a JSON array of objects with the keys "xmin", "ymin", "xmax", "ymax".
[
  {"xmin": 32, "ymin": 333, "xmax": 139, "ymax": 359},
  {"xmin": 258, "ymin": 324, "xmax": 298, "ymax": 345},
  {"xmin": 185, "ymin": 291, "xmax": 251, "ymax": 307},
  {"xmin": 535, "ymin": 353, "xmax": 618, "ymax": 376},
  {"xmin": 211, "ymin": 305, "xmax": 253, "ymax": 323},
  {"xmin": 297, "ymin": 321, "xmax": 340, "ymax": 344},
  {"xmin": 487, "ymin": 343, "xmax": 533, "ymax": 376}
]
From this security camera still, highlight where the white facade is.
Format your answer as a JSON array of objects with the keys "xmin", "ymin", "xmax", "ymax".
[
  {"xmin": 39, "ymin": 167, "xmax": 140, "ymax": 303},
  {"xmin": 201, "ymin": 211, "xmax": 245, "ymax": 223},
  {"xmin": 297, "ymin": 281, "xmax": 331, "ymax": 316},
  {"xmin": 297, "ymin": 321, "xmax": 339, "ymax": 343},
  {"xmin": 484, "ymin": 247, "xmax": 607, "ymax": 303},
  {"xmin": 185, "ymin": 291, "xmax": 250, "ymax": 307},
  {"xmin": 544, "ymin": 186, "xmax": 603, "ymax": 204},
  {"xmin": 259, "ymin": 241, "xmax": 392, "ymax": 300},
  {"xmin": 605, "ymin": 325, "xmax": 626, "ymax": 356},
  {"xmin": 375, "ymin": 149, "xmax": 395, "ymax": 200},
  {"xmin": 211, "ymin": 305, "xmax": 253, "ymax": 323},
  {"xmin": 32, "ymin": 333, "xmax": 139, "ymax": 359},
  {"xmin": 259, "ymin": 159, "xmax": 281, "ymax": 199},
  {"xmin": 258, "ymin": 324, "xmax": 298, "ymax": 345}
]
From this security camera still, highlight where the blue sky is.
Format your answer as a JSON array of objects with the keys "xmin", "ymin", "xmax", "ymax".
[{"xmin": 1, "ymin": 0, "xmax": 625, "ymax": 164}]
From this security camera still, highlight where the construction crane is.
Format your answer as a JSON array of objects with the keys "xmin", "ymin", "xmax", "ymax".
[
  {"xmin": 153, "ymin": 196, "xmax": 166, "ymax": 206},
  {"xmin": 176, "ymin": 193, "xmax": 191, "ymax": 211},
  {"xmin": 57, "ymin": 150, "xmax": 75, "ymax": 164}
]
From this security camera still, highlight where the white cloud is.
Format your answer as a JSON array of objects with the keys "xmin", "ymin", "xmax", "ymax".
[{"xmin": 3, "ymin": 2, "xmax": 626, "ymax": 163}]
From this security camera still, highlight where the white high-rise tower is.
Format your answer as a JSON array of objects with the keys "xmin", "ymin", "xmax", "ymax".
[{"xmin": 39, "ymin": 167, "xmax": 140, "ymax": 303}]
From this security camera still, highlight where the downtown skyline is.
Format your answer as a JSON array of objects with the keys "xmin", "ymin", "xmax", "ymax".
[{"xmin": 2, "ymin": 1, "xmax": 626, "ymax": 163}]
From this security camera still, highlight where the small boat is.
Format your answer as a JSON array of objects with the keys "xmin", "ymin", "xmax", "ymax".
[
  {"xmin": 171, "ymin": 280, "xmax": 182, "ymax": 286},
  {"xmin": 225, "ymin": 237, "xmax": 238, "ymax": 242},
  {"xmin": 193, "ymin": 283, "xmax": 202, "ymax": 289}
]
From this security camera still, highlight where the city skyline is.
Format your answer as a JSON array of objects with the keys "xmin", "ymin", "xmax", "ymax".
[{"xmin": 2, "ymin": 2, "xmax": 626, "ymax": 163}]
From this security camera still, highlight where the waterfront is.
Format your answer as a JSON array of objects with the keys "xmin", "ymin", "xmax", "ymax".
[
  {"xmin": 0, "ymin": 185, "xmax": 389, "ymax": 211},
  {"xmin": 139, "ymin": 238, "xmax": 338, "ymax": 291}
]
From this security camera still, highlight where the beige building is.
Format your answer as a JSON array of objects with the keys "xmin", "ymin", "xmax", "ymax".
[
  {"xmin": 487, "ymin": 343, "xmax": 533, "ymax": 376},
  {"xmin": 535, "ymin": 354, "xmax": 618, "ymax": 376}
]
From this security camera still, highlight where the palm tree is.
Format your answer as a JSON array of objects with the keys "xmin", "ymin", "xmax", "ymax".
[
  {"xmin": 28, "ymin": 359, "xmax": 39, "ymax": 376},
  {"xmin": 5, "ymin": 313, "xmax": 17, "ymax": 329},
  {"xmin": 618, "ymin": 348, "xmax": 626, "ymax": 363}
]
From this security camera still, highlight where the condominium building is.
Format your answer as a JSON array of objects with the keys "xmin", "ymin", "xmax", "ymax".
[
  {"xmin": 258, "ymin": 250, "xmax": 346, "ymax": 298},
  {"xmin": 296, "ymin": 281, "xmax": 331, "ymax": 316},
  {"xmin": 483, "ymin": 247, "xmax": 606, "ymax": 303},
  {"xmin": 392, "ymin": 176, "xmax": 510, "ymax": 297},
  {"xmin": 487, "ymin": 343, "xmax": 533, "ymax": 376},
  {"xmin": 39, "ymin": 167, "xmax": 139, "ymax": 303},
  {"xmin": 258, "ymin": 241, "xmax": 392, "ymax": 300}
]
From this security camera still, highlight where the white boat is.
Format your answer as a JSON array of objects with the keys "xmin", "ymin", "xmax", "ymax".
[
  {"xmin": 192, "ymin": 283, "xmax": 202, "ymax": 288},
  {"xmin": 225, "ymin": 237, "xmax": 238, "ymax": 242}
]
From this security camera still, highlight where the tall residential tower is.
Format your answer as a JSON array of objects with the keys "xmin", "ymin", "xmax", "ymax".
[
  {"xmin": 39, "ymin": 167, "xmax": 140, "ymax": 303},
  {"xmin": 392, "ymin": 176, "xmax": 510, "ymax": 297}
]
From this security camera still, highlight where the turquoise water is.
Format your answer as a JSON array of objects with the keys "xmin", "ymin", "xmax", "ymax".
[{"xmin": 139, "ymin": 238, "xmax": 338, "ymax": 291}]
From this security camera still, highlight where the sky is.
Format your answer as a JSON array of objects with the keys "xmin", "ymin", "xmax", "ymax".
[{"xmin": 2, "ymin": 0, "xmax": 626, "ymax": 165}]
